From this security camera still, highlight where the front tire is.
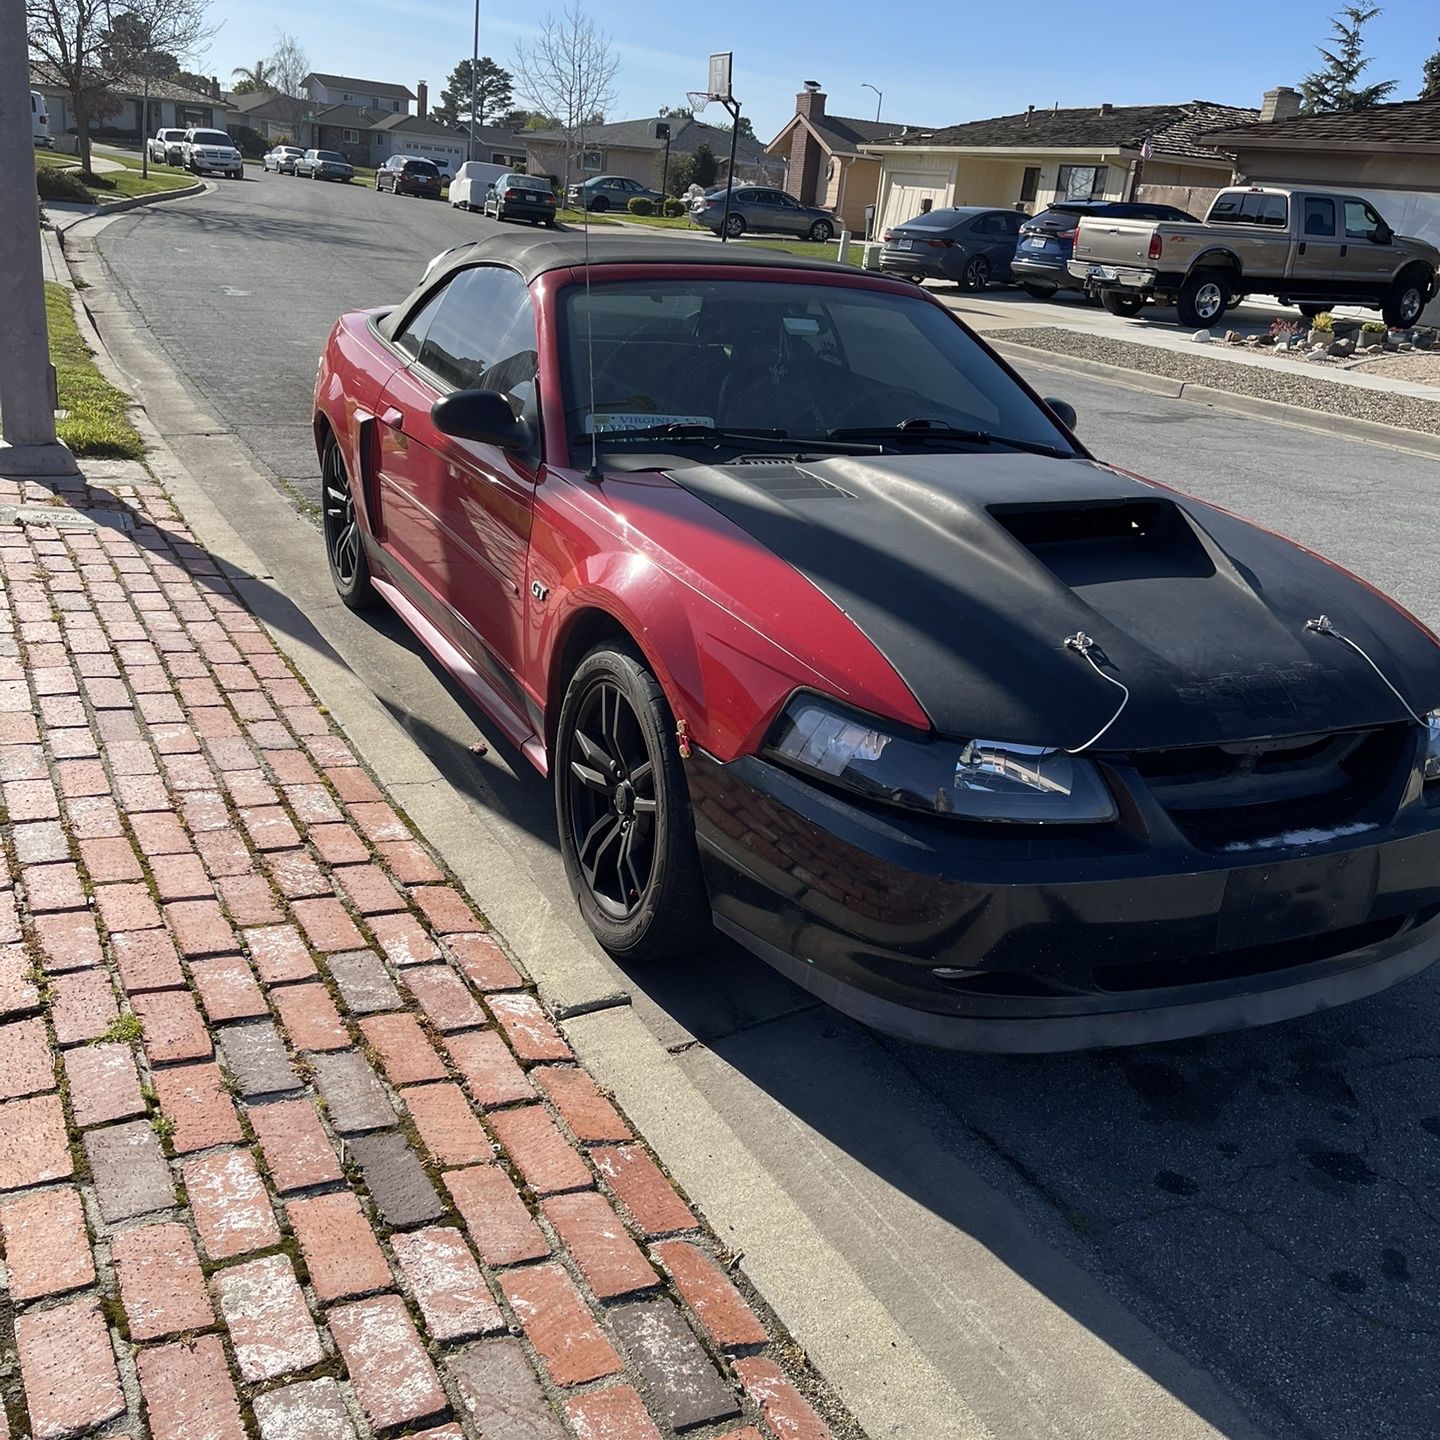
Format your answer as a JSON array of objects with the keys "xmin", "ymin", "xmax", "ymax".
[
  {"xmin": 555, "ymin": 647, "xmax": 710, "ymax": 962},
  {"xmin": 1101, "ymin": 290, "xmax": 1146, "ymax": 317},
  {"xmin": 321, "ymin": 435, "xmax": 376, "ymax": 611},
  {"xmin": 1382, "ymin": 271, "xmax": 1428, "ymax": 329},
  {"xmin": 1177, "ymin": 270, "xmax": 1229, "ymax": 328}
]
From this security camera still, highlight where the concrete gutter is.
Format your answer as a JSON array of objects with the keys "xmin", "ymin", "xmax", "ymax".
[
  {"xmin": 989, "ymin": 337, "xmax": 1440, "ymax": 463},
  {"xmin": 52, "ymin": 215, "xmax": 1269, "ymax": 1440}
]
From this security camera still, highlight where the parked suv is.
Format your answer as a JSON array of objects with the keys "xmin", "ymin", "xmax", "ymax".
[
  {"xmin": 1013, "ymin": 200, "xmax": 1196, "ymax": 298},
  {"xmin": 298, "ymin": 149, "xmax": 354, "ymax": 182},
  {"xmin": 181, "ymin": 128, "xmax": 243, "ymax": 178},
  {"xmin": 377, "ymin": 155, "xmax": 442, "ymax": 198},
  {"xmin": 692, "ymin": 186, "xmax": 836, "ymax": 240},
  {"xmin": 32, "ymin": 91, "xmax": 52, "ymax": 148}
]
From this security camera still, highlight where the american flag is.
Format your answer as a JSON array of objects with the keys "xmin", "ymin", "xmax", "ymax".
[{"xmin": 1140, "ymin": 134, "xmax": 1154, "ymax": 160}]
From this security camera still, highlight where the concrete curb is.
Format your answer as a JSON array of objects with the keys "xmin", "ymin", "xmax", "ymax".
[
  {"xmin": 46, "ymin": 178, "xmax": 207, "ymax": 233},
  {"xmin": 989, "ymin": 337, "xmax": 1440, "ymax": 462}
]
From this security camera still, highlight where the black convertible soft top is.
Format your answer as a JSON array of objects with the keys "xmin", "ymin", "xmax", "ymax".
[{"xmin": 376, "ymin": 232, "xmax": 862, "ymax": 342}]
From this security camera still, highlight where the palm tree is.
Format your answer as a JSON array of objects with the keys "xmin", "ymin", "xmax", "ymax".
[{"xmin": 231, "ymin": 59, "xmax": 274, "ymax": 95}]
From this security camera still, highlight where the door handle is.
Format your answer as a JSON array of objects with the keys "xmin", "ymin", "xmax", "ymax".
[
  {"xmin": 1340, "ymin": 245, "xmax": 1348, "ymax": 258},
  {"xmin": 1298, "ymin": 242, "xmax": 1307, "ymax": 255},
  {"xmin": 379, "ymin": 407, "xmax": 404, "ymax": 431}
]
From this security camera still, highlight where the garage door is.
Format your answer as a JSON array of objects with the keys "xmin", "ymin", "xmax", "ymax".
[{"xmin": 881, "ymin": 173, "xmax": 949, "ymax": 234}]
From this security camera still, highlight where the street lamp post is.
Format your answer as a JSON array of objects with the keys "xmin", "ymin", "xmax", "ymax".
[{"xmin": 861, "ymin": 83, "xmax": 883, "ymax": 123}]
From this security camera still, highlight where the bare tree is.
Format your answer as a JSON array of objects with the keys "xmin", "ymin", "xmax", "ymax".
[
  {"xmin": 512, "ymin": 5, "xmax": 619, "ymax": 190},
  {"xmin": 267, "ymin": 29, "xmax": 308, "ymax": 98},
  {"xmin": 28, "ymin": 0, "xmax": 216, "ymax": 174}
]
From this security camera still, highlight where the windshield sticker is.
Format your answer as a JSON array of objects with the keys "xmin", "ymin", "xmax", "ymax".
[{"xmin": 584, "ymin": 413, "xmax": 714, "ymax": 433}]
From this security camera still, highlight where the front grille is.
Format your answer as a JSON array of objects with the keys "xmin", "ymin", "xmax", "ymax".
[{"xmin": 1132, "ymin": 724, "xmax": 1411, "ymax": 851}]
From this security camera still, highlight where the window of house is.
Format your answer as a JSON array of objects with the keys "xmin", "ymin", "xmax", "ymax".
[
  {"xmin": 342, "ymin": 93, "xmax": 352, "ymax": 102},
  {"xmin": 1019, "ymin": 166, "xmax": 1040, "ymax": 203},
  {"xmin": 581, "ymin": 150, "xmax": 602, "ymax": 171},
  {"xmin": 343, "ymin": 129, "xmax": 359, "ymax": 143},
  {"xmin": 1058, "ymin": 165, "xmax": 1107, "ymax": 201},
  {"xmin": 392, "ymin": 99, "xmax": 400, "ymax": 111}
]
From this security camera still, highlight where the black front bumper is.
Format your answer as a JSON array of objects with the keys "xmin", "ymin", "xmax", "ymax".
[{"xmin": 688, "ymin": 748, "xmax": 1440, "ymax": 1051}]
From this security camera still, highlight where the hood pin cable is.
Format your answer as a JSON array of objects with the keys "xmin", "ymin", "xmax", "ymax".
[
  {"xmin": 1304, "ymin": 615, "xmax": 1427, "ymax": 727},
  {"xmin": 1063, "ymin": 631, "xmax": 1131, "ymax": 754}
]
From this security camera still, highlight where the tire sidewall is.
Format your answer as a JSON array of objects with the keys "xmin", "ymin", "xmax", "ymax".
[{"xmin": 321, "ymin": 437, "xmax": 375, "ymax": 610}]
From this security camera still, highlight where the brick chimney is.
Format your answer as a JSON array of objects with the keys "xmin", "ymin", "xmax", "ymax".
[
  {"xmin": 210, "ymin": 76, "xmax": 220, "ymax": 100},
  {"xmin": 787, "ymin": 81, "xmax": 826, "ymax": 206},
  {"xmin": 797, "ymin": 80, "xmax": 826, "ymax": 122},
  {"xmin": 417, "ymin": 81, "xmax": 428, "ymax": 118},
  {"xmin": 1261, "ymin": 86, "xmax": 1301, "ymax": 123},
  {"xmin": 1098, "ymin": 102, "xmax": 1113, "ymax": 116}
]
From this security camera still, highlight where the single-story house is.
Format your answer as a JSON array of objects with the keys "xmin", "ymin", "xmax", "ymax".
[
  {"xmin": 226, "ymin": 90, "xmax": 317, "ymax": 147},
  {"xmin": 302, "ymin": 72, "xmax": 413, "ymax": 115},
  {"xmin": 29, "ymin": 65, "xmax": 222, "ymax": 139},
  {"xmin": 765, "ymin": 84, "xmax": 919, "ymax": 233},
  {"xmin": 863, "ymin": 99, "xmax": 1258, "ymax": 237},
  {"xmin": 307, "ymin": 94, "xmax": 522, "ymax": 171},
  {"xmin": 524, "ymin": 114, "xmax": 781, "ymax": 191}
]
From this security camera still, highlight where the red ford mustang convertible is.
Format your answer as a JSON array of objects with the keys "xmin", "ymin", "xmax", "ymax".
[{"xmin": 313, "ymin": 233, "xmax": 1440, "ymax": 1050}]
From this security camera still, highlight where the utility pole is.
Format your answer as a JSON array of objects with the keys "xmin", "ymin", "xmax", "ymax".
[
  {"xmin": 468, "ymin": 0, "xmax": 480, "ymax": 161},
  {"xmin": 0, "ymin": 0, "xmax": 74, "ymax": 476}
]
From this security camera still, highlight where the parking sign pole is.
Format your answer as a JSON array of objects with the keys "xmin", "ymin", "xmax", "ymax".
[
  {"xmin": 718, "ymin": 97, "xmax": 740, "ymax": 243},
  {"xmin": 468, "ymin": 0, "xmax": 479, "ymax": 160},
  {"xmin": 0, "ymin": 0, "xmax": 74, "ymax": 474}
]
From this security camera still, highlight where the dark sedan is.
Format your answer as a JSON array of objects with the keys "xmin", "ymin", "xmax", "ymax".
[
  {"xmin": 692, "ymin": 186, "xmax": 836, "ymax": 241},
  {"xmin": 880, "ymin": 207, "xmax": 1023, "ymax": 290},
  {"xmin": 377, "ymin": 155, "xmax": 443, "ymax": 198},
  {"xmin": 1012, "ymin": 200, "xmax": 1197, "ymax": 298},
  {"xmin": 483, "ymin": 173, "xmax": 558, "ymax": 224},
  {"xmin": 312, "ymin": 230, "xmax": 1440, "ymax": 1051}
]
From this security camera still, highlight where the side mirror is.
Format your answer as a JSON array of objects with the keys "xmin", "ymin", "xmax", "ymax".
[
  {"xmin": 1373, "ymin": 222, "xmax": 1393, "ymax": 245},
  {"xmin": 431, "ymin": 390, "xmax": 532, "ymax": 452},
  {"xmin": 1043, "ymin": 397, "xmax": 1077, "ymax": 431}
]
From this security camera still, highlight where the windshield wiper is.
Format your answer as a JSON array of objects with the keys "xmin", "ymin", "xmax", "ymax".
[{"xmin": 826, "ymin": 421, "xmax": 1072, "ymax": 458}]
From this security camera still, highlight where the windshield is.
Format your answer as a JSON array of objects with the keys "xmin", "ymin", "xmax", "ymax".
[
  {"xmin": 191, "ymin": 131, "xmax": 231, "ymax": 146},
  {"xmin": 559, "ymin": 279, "xmax": 1075, "ymax": 460}
]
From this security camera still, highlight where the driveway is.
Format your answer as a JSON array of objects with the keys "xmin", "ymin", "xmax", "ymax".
[{"xmin": 88, "ymin": 175, "xmax": 1440, "ymax": 1440}]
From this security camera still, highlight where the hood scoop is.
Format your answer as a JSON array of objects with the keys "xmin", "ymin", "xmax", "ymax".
[
  {"xmin": 720, "ymin": 460, "xmax": 854, "ymax": 500},
  {"xmin": 989, "ymin": 497, "xmax": 1216, "ymax": 586}
]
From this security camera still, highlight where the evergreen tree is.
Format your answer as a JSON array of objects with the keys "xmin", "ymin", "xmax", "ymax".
[
  {"xmin": 1421, "ymin": 39, "xmax": 1440, "ymax": 99},
  {"xmin": 432, "ymin": 56, "xmax": 514, "ymax": 127},
  {"xmin": 1300, "ymin": 5, "xmax": 1397, "ymax": 112}
]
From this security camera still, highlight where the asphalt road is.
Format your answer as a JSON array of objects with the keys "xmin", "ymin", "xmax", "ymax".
[{"xmin": 95, "ymin": 172, "xmax": 1440, "ymax": 1440}]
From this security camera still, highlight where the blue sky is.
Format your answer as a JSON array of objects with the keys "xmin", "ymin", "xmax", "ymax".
[{"xmin": 201, "ymin": 0, "xmax": 1438, "ymax": 138}]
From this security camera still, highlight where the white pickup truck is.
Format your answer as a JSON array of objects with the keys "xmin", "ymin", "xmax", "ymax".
[
  {"xmin": 147, "ymin": 128, "xmax": 187, "ymax": 165},
  {"xmin": 1069, "ymin": 184, "xmax": 1439, "ymax": 329},
  {"xmin": 179, "ymin": 127, "xmax": 243, "ymax": 179}
]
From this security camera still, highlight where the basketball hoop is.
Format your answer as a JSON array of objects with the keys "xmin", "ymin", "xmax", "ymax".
[{"xmin": 687, "ymin": 91, "xmax": 715, "ymax": 113}]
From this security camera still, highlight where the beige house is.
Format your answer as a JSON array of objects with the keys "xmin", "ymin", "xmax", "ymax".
[
  {"xmin": 864, "ymin": 99, "xmax": 1257, "ymax": 236},
  {"xmin": 765, "ymin": 85, "xmax": 918, "ymax": 234}
]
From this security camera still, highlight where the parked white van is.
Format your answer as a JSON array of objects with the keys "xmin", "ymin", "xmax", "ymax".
[
  {"xmin": 449, "ymin": 160, "xmax": 510, "ymax": 211},
  {"xmin": 32, "ymin": 91, "xmax": 53, "ymax": 149}
]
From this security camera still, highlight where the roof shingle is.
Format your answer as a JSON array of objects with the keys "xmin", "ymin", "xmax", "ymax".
[
  {"xmin": 1203, "ymin": 96, "xmax": 1440, "ymax": 149},
  {"xmin": 874, "ymin": 100, "xmax": 1257, "ymax": 159}
]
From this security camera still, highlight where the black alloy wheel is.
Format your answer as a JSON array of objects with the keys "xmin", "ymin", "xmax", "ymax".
[
  {"xmin": 321, "ymin": 437, "xmax": 375, "ymax": 610},
  {"xmin": 962, "ymin": 254, "xmax": 991, "ymax": 292},
  {"xmin": 555, "ymin": 647, "xmax": 709, "ymax": 961}
]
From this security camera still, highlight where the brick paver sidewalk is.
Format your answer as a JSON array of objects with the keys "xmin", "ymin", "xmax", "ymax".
[{"xmin": 0, "ymin": 467, "xmax": 845, "ymax": 1440}]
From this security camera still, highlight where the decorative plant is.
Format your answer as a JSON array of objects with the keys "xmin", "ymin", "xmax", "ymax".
[
  {"xmin": 1310, "ymin": 312, "xmax": 1334, "ymax": 332},
  {"xmin": 1270, "ymin": 319, "xmax": 1301, "ymax": 339},
  {"xmin": 1361, "ymin": 319, "xmax": 1387, "ymax": 335}
]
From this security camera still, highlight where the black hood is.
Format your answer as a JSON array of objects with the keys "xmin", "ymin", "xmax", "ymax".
[{"xmin": 667, "ymin": 451, "xmax": 1440, "ymax": 751}]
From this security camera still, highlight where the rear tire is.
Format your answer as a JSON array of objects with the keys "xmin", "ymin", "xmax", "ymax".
[
  {"xmin": 1021, "ymin": 283, "xmax": 1058, "ymax": 299},
  {"xmin": 590, "ymin": 195, "xmax": 608, "ymax": 212},
  {"xmin": 321, "ymin": 435, "xmax": 376, "ymax": 612},
  {"xmin": 808, "ymin": 219, "xmax": 833, "ymax": 242},
  {"xmin": 1177, "ymin": 270, "xmax": 1229, "ymax": 328},
  {"xmin": 555, "ymin": 646, "xmax": 710, "ymax": 963},
  {"xmin": 1382, "ymin": 271, "xmax": 1428, "ymax": 329},
  {"xmin": 724, "ymin": 214, "xmax": 745, "ymax": 238},
  {"xmin": 1101, "ymin": 290, "xmax": 1146, "ymax": 317},
  {"xmin": 960, "ymin": 254, "xmax": 991, "ymax": 292}
]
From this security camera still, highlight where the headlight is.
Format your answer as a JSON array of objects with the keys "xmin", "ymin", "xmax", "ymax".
[
  {"xmin": 767, "ymin": 696, "xmax": 1117, "ymax": 824},
  {"xmin": 1425, "ymin": 709, "xmax": 1440, "ymax": 782}
]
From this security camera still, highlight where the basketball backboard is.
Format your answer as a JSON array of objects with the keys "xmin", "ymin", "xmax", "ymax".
[{"xmin": 707, "ymin": 52, "xmax": 733, "ymax": 101}]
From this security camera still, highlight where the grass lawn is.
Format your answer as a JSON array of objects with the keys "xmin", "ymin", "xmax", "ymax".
[
  {"xmin": 555, "ymin": 208, "xmax": 621, "ymax": 227},
  {"xmin": 737, "ymin": 238, "xmax": 864, "ymax": 267},
  {"xmin": 609, "ymin": 211, "xmax": 698, "ymax": 230},
  {"xmin": 35, "ymin": 148, "xmax": 195, "ymax": 202},
  {"xmin": 44, "ymin": 283, "xmax": 145, "ymax": 460}
]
